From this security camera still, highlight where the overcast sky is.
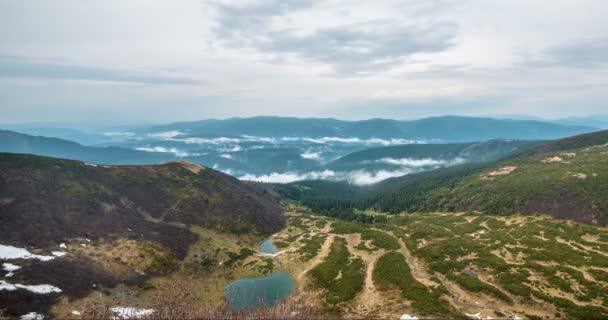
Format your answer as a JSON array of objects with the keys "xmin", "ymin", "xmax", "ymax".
[{"xmin": 1, "ymin": 0, "xmax": 607, "ymax": 123}]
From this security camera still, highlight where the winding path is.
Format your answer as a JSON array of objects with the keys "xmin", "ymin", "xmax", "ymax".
[
  {"xmin": 381, "ymin": 228, "xmax": 518, "ymax": 318},
  {"xmin": 297, "ymin": 234, "xmax": 335, "ymax": 282}
]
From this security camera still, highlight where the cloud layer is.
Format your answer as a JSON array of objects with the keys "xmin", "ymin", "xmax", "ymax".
[{"xmin": 1, "ymin": 0, "xmax": 608, "ymax": 122}]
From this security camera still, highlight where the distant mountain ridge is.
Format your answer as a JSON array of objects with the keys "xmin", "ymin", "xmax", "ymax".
[
  {"xmin": 278, "ymin": 130, "xmax": 608, "ymax": 225},
  {"xmin": 144, "ymin": 115, "xmax": 597, "ymax": 142},
  {"xmin": 0, "ymin": 130, "xmax": 174, "ymax": 164}
]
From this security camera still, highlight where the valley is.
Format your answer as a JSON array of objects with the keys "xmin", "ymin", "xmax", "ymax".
[
  {"xmin": 274, "ymin": 205, "xmax": 608, "ymax": 319},
  {"xmin": 4, "ymin": 1, "xmax": 608, "ymax": 317},
  {"xmin": 6, "ymin": 201, "xmax": 607, "ymax": 319},
  {"xmin": 1, "ymin": 126, "xmax": 608, "ymax": 319}
]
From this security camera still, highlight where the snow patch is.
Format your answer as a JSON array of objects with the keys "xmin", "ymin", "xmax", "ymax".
[
  {"xmin": 0, "ymin": 280, "xmax": 62, "ymax": 294},
  {"xmin": 59, "ymin": 243, "xmax": 67, "ymax": 249},
  {"xmin": 465, "ymin": 312, "xmax": 482, "ymax": 319},
  {"xmin": 3, "ymin": 263, "xmax": 21, "ymax": 272},
  {"xmin": 20, "ymin": 312, "xmax": 45, "ymax": 320},
  {"xmin": 51, "ymin": 251, "xmax": 66, "ymax": 257},
  {"xmin": 400, "ymin": 314, "xmax": 419, "ymax": 320},
  {"xmin": 84, "ymin": 162, "xmax": 98, "ymax": 167},
  {"xmin": 110, "ymin": 307, "xmax": 155, "ymax": 319},
  {"xmin": 0, "ymin": 245, "xmax": 55, "ymax": 261}
]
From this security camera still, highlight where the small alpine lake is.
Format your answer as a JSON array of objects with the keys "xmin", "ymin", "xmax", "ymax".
[{"xmin": 223, "ymin": 238, "xmax": 295, "ymax": 310}]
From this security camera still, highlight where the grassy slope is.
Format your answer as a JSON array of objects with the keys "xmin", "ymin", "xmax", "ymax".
[
  {"xmin": 371, "ymin": 138, "xmax": 608, "ymax": 224},
  {"xmin": 0, "ymin": 153, "xmax": 285, "ymax": 250},
  {"xmin": 280, "ymin": 130, "xmax": 608, "ymax": 225},
  {"xmin": 0, "ymin": 153, "xmax": 286, "ymax": 317}
]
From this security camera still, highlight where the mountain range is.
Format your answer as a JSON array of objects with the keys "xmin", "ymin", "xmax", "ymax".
[
  {"xmin": 143, "ymin": 115, "xmax": 596, "ymax": 141},
  {"xmin": 0, "ymin": 115, "xmax": 599, "ymax": 183}
]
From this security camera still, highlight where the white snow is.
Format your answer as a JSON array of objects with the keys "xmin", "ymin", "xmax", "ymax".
[
  {"xmin": 20, "ymin": 312, "xmax": 45, "ymax": 320},
  {"xmin": 465, "ymin": 313, "xmax": 482, "ymax": 320},
  {"xmin": 3, "ymin": 262, "xmax": 21, "ymax": 277},
  {"xmin": 109, "ymin": 307, "xmax": 155, "ymax": 319},
  {"xmin": 0, "ymin": 280, "xmax": 62, "ymax": 294},
  {"xmin": 85, "ymin": 239, "xmax": 91, "ymax": 242},
  {"xmin": 400, "ymin": 314, "xmax": 419, "ymax": 320},
  {"xmin": 3, "ymin": 263, "xmax": 21, "ymax": 272},
  {"xmin": 71, "ymin": 311, "xmax": 81, "ymax": 315},
  {"xmin": 84, "ymin": 162, "xmax": 98, "ymax": 167},
  {"xmin": 59, "ymin": 243, "xmax": 67, "ymax": 249},
  {"xmin": 51, "ymin": 251, "xmax": 66, "ymax": 257},
  {"xmin": 0, "ymin": 280, "xmax": 16, "ymax": 291},
  {"xmin": 80, "ymin": 243, "xmax": 87, "ymax": 248},
  {"xmin": 512, "ymin": 315, "xmax": 523, "ymax": 320},
  {"xmin": 0, "ymin": 245, "xmax": 55, "ymax": 261}
]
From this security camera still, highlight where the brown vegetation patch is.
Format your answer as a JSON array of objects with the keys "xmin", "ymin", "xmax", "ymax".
[{"xmin": 480, "ymin": 166, "xmax": 517, "ymax": 179}]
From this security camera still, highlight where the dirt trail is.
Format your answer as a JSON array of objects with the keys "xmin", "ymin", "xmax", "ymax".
[
  {"xmin": 389, "ymin": 230, "xmax": 435, "ymax": 285},
  {"xmin": 353, "ymin": 249, "xmax": 384, "ymax": 314},
  {"xmin": 297, "ymin": 234, "xmax": 335, "ymax": 282},
  {"xmin": 382, "ymin": 229, "xmax": 524, "ymax": 319}
]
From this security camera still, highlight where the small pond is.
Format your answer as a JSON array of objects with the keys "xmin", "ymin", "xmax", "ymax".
[{"xmin": 223, "ymin": 238, "xmax": 295, "ymax": 310}]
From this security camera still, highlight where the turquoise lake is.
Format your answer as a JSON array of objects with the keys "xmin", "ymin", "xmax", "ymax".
[
  {"xmin": 223, "ymin": 238, "xmax": 296, "ymax": 310},
  {"xmin": 260, "ymin": 238, "xmax": 279, "ymax": 254}
]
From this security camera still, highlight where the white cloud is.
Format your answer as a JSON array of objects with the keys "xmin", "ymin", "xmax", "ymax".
[
  {"xmin": 103, "ymin": 131, "xmax": 135, "ymax": 137},
  {"xmin": 147, "ymin": 131, "xmax": 184, "ymax": 139},
  {"xmin": 167, "ymin": 135, "xmax": 425, "ymax": 145},
  {"xmin": 377, "ymin": 157, "xmax": 466, "ymax": 167},
  {"xmin": 238, "ymin": 156, "xmax": 467, "ymax": 184},
  {"xmin": 1, "ymin": 0, "xmax": 608, "ymax": 122},
  {"xmin": 135, "ymin": 146, "xmax": 189, "ymax": 157},
  {"xmin": 301, "ymin": 151, "xmax": 322, "ymax": 160},
  {"xmin": 239, "ymin": 170, "xmax": 337, "ymax": 184},
  {"xmin": 346, "ymin": 169, "xmax": 415, "ymax": 185},
  {"xmin": 238, "ymin": 169, "xmax": 413, "ymax": 185}
]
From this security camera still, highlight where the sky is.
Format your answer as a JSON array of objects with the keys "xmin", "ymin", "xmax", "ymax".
[{"xmin": 1, "ymin": 0, "xmax": 607, "ymax": 123}]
